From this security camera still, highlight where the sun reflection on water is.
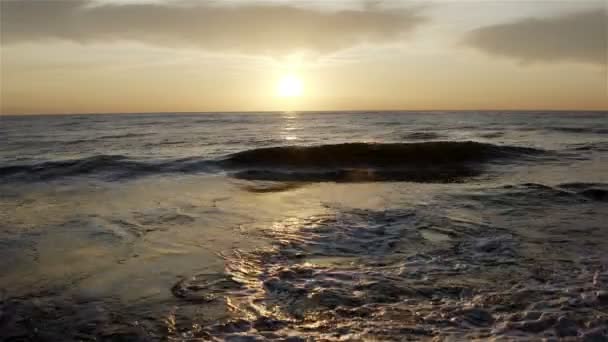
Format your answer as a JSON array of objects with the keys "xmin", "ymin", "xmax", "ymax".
[{"xmin": 281, "ymin": 112, "xmax": 299, "ymax": 142}]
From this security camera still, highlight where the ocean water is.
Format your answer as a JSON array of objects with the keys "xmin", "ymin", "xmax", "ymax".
[{"xmin": 0, "ymin": 111, "xmax": 607, "ymax": 340}]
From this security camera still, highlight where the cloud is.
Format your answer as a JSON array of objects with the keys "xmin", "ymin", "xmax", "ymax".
[
  {"xmin": 463, "ymin": 9, "xmax": 607, "ymax": 65},
  {"xmin": 0, "ymin": 0, "xmax": 427, "ymax": 55}
]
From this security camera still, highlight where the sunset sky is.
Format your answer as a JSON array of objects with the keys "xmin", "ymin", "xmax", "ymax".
[{"xmin": 1, "ymin": 0, "xmax": 606, "ymax": 114}]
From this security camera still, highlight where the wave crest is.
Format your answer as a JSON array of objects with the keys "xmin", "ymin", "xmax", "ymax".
[
  {"xmin": 0, "ymin": 155, "xmax": 211, "ymax": 182},
  {"xmin": 223, "ymin": 141, "xmax": 543, "ymax": 183},
  {"xmin": 223, "ymin": 141, "xmax": 542, "ymax": 168}
]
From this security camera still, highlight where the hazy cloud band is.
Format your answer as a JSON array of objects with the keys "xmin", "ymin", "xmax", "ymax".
[
  {"xmin": 464, "ymin": 9, "xmax": 607, "ymax": 65},
  {"xmin": 0, "ymin": 0, "xmax": 427, "ymax": 54}
]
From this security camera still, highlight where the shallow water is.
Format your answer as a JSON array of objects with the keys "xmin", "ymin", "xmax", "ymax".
[{"xmin": 1, "ymin": 111, "xmax": 607, "ymax": 340}]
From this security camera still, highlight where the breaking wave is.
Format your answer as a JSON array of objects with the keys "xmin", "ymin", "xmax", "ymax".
[
  {"xmin": 223, "ymin": 141, "xmax": 542, "ymax": 167},
  {"xmin": 222, "ymin": 141, "xmax": 544, "ymax": 183}
]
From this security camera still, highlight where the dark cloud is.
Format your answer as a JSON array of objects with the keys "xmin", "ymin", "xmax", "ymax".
[
  {"xmin": 0, "ymin": 0, "xmax": 427, "ymax": 54},
  {"xmin": 463, "ymin": 9, "xmax": 607, "ymax": 65}
]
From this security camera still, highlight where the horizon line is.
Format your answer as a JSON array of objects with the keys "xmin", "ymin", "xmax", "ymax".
[{"xmin": 2, "ymin": 108, "xmax": 607, "ymax": 117}]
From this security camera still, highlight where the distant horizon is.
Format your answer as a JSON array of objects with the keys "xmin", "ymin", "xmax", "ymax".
[{"xmin": 2, "ymin": 108, "xmax": 608, "ymax": 117}]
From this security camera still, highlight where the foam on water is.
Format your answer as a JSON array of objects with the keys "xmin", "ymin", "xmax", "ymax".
[{"xmin": 170, "ymin": 200, "xmax": 608, "ymax": 340}]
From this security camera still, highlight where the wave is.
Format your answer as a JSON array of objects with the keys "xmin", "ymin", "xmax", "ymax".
[
  {"xmin": 567, "ymin": 142, "xmax": 608, "ymax": 152},
  {"xmin": 478, "ymin": 131, "xmax": 504, "ymax": 139},
  {"xmin": 61, "ymin": 133, "xmax": 156, "ymax": 145},
  {"xmin": 98, "ymin": 132, "xmax": 155, "ymax": 140},
  {"xmin": 0, "ymin": 155, "xmax": 214, "ymax": 182},
  {"xmin": 0, "ymin": 155, "xmax": 160, "ymax": 181},
  {"xmin": 223, "ymin": 141, "xmax": 542, "ymax": 168},
  {"xmin": 231, "ymin": 167, "xmax": 480, "ymax": 183},
  {"xmin": 558, "ymin": 182, "xmax": 608, "ymax": 202},
  {"xmin": 64, "ymin": 138, "xmax": 96, "ymax": 145},
  {"xmin": 547, "ymin": 127, "xmax": 608, "ymax": 134},
  {"xmin": 465, "ymin": 182, "xmax": 608, "ymax": 205},
  {"xmin": 402, "ymin": 132, "xmax": 443, "ymax": 140},
  {"xmin": 222, "ymin": 141, "xmax": 544, "ymax": 183}
]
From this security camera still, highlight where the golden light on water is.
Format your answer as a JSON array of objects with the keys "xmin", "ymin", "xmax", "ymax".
[
  {"xmin": 281, "ymin": 111, "xmax": 299, "ymax": 141},
  {"xmin": 277, "ymin": 75, "xmax": 303, "ymax": 97}
]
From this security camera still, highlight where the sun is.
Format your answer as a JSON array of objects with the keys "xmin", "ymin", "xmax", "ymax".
[{"xmin": 277, "ymin": 75, "xmax": 303, "ymax": 97}]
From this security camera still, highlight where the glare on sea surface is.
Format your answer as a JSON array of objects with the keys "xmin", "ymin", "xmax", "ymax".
[
  {"xmin": 282, "ymin": 111, "xmax": 298, "ymax": 141},
  {"xmin": 277, "ymin": 75, "xmax": 303, "ymax": 97}
]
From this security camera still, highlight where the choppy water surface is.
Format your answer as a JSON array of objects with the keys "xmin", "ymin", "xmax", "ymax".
[{"xmin": 1, "ymin": 111, "xmax": 607, "ymax": 341}]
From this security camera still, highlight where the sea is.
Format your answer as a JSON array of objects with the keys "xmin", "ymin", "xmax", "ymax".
[{"xmin": 0, "ymin": 111, "xmax": 607, "ymax": 341}]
